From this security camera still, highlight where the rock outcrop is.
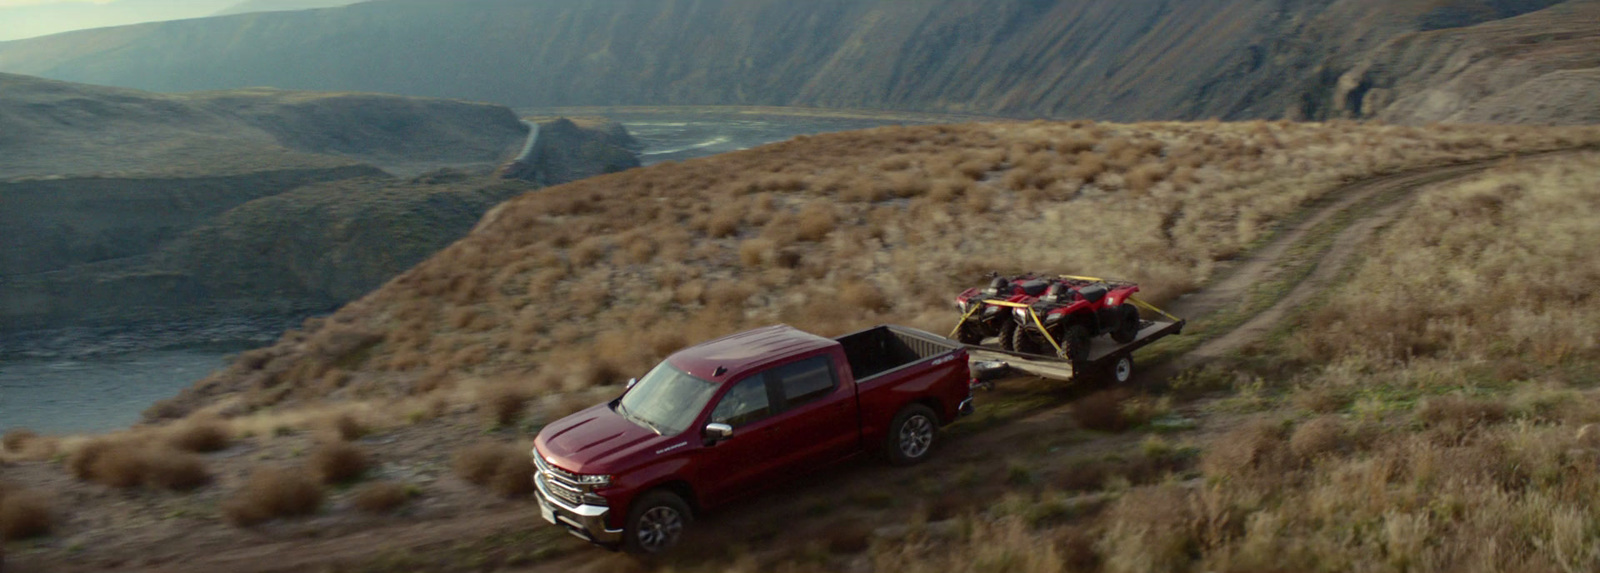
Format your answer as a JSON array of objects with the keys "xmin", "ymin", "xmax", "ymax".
[{"xmin": 496, "ymin": 118, "xmax": 640, "ymax": 185}]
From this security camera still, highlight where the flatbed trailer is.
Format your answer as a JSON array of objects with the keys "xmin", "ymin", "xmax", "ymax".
[{"xmin": 950, "ymin": 277, "xmax": 1185, "ymax": 383}]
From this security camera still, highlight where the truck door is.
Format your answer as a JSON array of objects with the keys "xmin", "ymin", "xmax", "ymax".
[
  {"xmin": 766, "ymin": 355, "xmax": 860, "ymax": 468},
  {"xmin": 698, "ymin": 373, "xmax": 785, "ymax": 507}
]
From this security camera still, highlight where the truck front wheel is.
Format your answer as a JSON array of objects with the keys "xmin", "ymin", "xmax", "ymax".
[
  {"xmin": 885, "ymin": 404, "xmax": 939, "ymax": 466},
  {"xmin": 623, "ymin": 490, "xmax": 693, "ymax": 555}
]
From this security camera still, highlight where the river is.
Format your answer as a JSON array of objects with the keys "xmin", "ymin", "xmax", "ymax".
[{"xmin": 0, "ymin": 108, "xmax": 957, "ymax": 435}]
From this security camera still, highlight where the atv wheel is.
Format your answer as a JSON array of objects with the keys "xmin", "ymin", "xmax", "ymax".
[
  {"xmin": 1111, "ymin": 304, "xmax": 1141, "ymax": 344},
  {"xmin": 1059, "ymin": 324, "xmax": 1091, "ymax": 365},
  {"xmin": 1012, "ymin": 324, "xmax": 1045, "ymax": 355},
  {"xmin": 998, "ymin": 321, "xmax": 1018, "ymax": 352},
  {"xmin": 956, "ymin": 323, "xmax": 985, "ymax": 345}
]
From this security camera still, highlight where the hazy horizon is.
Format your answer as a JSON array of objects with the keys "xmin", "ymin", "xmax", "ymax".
[{"xmin": 0, "ymin": 0, "xmax": 365, "ymax": 42}]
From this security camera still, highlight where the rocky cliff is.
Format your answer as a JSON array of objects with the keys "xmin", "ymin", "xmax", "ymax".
[
  {"xmin": 0, "ymin": 0, "xmax": 1591, "ymax": 123},
  {"xmin": 0, "ymin": 75, "xmax": 641, "ymax": 333}
]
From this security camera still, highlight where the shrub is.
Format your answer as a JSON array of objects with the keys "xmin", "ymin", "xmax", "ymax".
[
  {"xmin": 141, "ymin": 449, "xmax": 211, "ymax": 491},
  {"xmin": 453, "ymin": 442, "xmax": 514, "ymax": 486},
  {"xmin": 482, "ymin": 386, "xmax": 530, "ymax": 428},
  {"xmin": 1199, "ymin": 419, "xmax": 1290, "ymax": 481},
  {"xmin": 0, "ymin": 490, "xmax": 53, "ymax": 540},
  {"xmin": 328, "ymin": 413, "xmax": 369, "ymax": 441},
  {"xmin": 1288, "ymin": 416, "xmax": 1347, "ymax": 461},
  {"xmin": 2, "ymin": 429, "xmax": 37, "ymax": 453},
  {"xmin": 1417, "ymin": 395, "xmax": 1507, "ymax": 430},
  {"xmin": 309, "ymin": 442, "xmax": 371, "ymax": 485},
  {"xmin": 839, "ymin": 281, "xmax": 889, "ymax": 313},
  {"xmin": 795, "ymin": 204, "xmax": 836, "ymax": 242},
  {"xmin": 166, "ymin": 419, "xmax": 231, "ymax": 453},
  {"xmin": 87, "ymin": 447, "xmax": 148, "ymax": 489},
  {"xmin": 1073, "ymin": 390, "xmax": 1130, "ymax": 432},
  {"xmin": 490, "ymin": 459, "xmax": 535, "ymax": 498},
  {"xmin": 222, "ymin": 468, "xmax": 326, "ymax": 526},
  {"xmin": 351, "ymin": 481, "xmax": 411, "ymax": 513},
  {"xmin": 453, "ymin": 442, "xmax": 534, "ymax": 498}
]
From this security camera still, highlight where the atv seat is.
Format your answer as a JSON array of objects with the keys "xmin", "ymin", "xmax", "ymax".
[
  {"xmin": 1079, "ymin": 284, "xmax": 1109, "ymax": 303},
  {"xmin": 1019, "ymin": 280, "xmax": 1051, "ymax": 297}
]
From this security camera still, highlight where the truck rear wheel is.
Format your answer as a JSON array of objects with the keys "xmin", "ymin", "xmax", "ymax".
[
  {"xmin": 624, "ymin": 490, "xmax": 693, "ymax": 555},
  {"xmin": 885, "ymin": 404, "xmax": 938, "ymax": 466}
]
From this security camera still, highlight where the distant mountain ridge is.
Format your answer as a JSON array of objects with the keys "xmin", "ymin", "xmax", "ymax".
[
  {"xmin": 213, "ymin": 0, "xmax": 366, "ymax": 17},
  {"xmin": 0, "ymin": 0, "xmax": 1593, "ymax": 123}
]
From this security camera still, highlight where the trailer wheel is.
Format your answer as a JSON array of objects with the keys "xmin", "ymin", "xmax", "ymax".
[
  {"xmin": 624, "ymin": 490, "xmax": 694, "ymax": 555},
  {"xmin": 998, "ymin": 321, "xmax": 1018, "ymax": 352},
  {"xmin": 1110, "ymin": 304, "xmax": 1140, "ymax": 344},
  {"xmin": 885, "ymin": 404, "xmax": 938, "ymax": 466},
  {"xmin": 1108, "ymin": 355, "xmax": 1134, "ymax": 384}
]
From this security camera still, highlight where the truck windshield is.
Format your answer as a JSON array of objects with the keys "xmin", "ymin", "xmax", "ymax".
[{"xmin": 617, "ymin": 362, "xmax": 718, "ymax": 436}]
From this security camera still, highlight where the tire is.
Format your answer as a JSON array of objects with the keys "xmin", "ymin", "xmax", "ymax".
[
  {"xmin": 1059, "ymin": 324, "xmax": 1091, "ymax": 366},
  {"xmin": 997, "ymin": 321, "xmax": 1018, "ymax": 352},
  {"xmin": 1107, "ymin": 354, "xmax": 1134, "ymax": 384},
  {"xmin": 884, "ymin": 404, "xmax": 939, "ymax": 466},
  {"xmin": 623, "ymin": 490, "xmax": 694, "ymax": 555},
  {"xmin": 956, "ymin": 322, "xmax": 984, "ymax": 345},
  {"xmin": 1012, "ymin": 323, "xmax": 1045, "ymax": 355},
  {"xmin": 1111, "ymin": 304, "xmax": 1141, "ymax": 344}
]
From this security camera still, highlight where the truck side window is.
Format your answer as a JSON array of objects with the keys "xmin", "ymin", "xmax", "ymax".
[
  {"xmin": 710, "ymin": 376, "xmax": 771, "ymax": 428},
  {"xmin": 772, "ymin": 356, "xmax": 835, "ymax": 408}
]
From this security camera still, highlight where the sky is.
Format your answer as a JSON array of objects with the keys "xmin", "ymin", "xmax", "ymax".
[{"xmin": 0, "ymin": 0, "xmax": 364, "ymax": 42}]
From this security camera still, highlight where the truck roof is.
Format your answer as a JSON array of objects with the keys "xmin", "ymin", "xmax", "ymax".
[{"xmin": 667, "ymin": 324, "xmax": 836, "ymax": 383}]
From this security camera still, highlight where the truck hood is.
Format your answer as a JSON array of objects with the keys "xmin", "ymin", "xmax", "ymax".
[{"xmin": 536, "ymin": 402, "xmax": 676, "ymax": 474}]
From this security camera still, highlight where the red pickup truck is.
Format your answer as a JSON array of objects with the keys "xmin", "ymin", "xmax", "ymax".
[{"xmin": 531, "ymin": 325, "xmax": 974, "ymax": 554}]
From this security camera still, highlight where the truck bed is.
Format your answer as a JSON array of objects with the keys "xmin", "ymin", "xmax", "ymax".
[{"xmin": 837, "ymin": 325, "xmax": 963, "ymax": 382}]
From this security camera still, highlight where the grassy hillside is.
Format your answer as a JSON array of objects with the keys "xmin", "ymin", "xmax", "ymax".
[
  {"xmin": 143, "ymin": 120, "xmax": 1600, "ymax": 419},
  {"xmin": 825, "ymin": 152, "xmax": 1600, "ymax": 573},
  {"xmin": 4, "ymin": 120, "xmax": 1600, "ymax": 571},
  {"xmin": 0, "ymin": 0, "xmax": 1590, "ymax": 123}
]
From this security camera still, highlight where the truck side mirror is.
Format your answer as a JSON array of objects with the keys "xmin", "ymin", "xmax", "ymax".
[
  {"xmin": 627, "ymin": 377, "xmax": 638, "ymax": 389},
  {"xmin": 704, "ymin": 423, "xmax": 734, "ymax": 443}
]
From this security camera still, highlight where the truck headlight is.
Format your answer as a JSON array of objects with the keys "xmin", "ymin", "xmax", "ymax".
[{"xmin": 576, "ymin": 474, "xmax": 612, "ymax": 487}]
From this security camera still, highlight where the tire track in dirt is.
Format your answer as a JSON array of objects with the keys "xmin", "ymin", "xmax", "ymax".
[{"xmin": 72, "ymin": 153, "xmax": 1569, "ymax": 573}]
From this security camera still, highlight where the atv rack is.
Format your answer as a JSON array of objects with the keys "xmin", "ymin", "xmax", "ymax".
[{"xmin": 950, "ymin": 275, "xmax": 1184, "ymax": 383}]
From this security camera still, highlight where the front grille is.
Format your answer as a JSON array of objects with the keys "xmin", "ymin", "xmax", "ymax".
[{"xmin": 534, "ymin": 449, "xmax": 596, "ymax": 507}]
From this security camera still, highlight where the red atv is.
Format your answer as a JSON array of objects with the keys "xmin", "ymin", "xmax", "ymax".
[
  {"xmin": 1011, "ymin": 278, "xmax": 1143, "ymax": 364},
  {"xmin": 952, "ymin": 274, "xmax": 1056, "ymax": 350}
]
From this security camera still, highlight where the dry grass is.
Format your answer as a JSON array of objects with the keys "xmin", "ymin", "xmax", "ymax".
[
  {"xmin": 222, "ymin": 467, "xmax": 325, "ymax": 526},
  {"xmin": 66, "ymin": 438, "xmax": 212, "ymax": 491},
  {"xmin": 309, "ymin": 442, "xmax": 371, "ymax": 485},
  {"xmin": 350, "ymin": 481, "xmax": 411, "ymax": 513},
  {"xmin": 481, "ymin": 385, "xmax": 529, "ymax": 428},
  {"xmin": 165, "ymin": 121, "xmax": 1600, "ymax": 421},
  {"xmin": 165, "ymin": 419, "xmax": 231, "ymax": 453},
  {"xmin": 451, "ymin": 441, "xmax": 533, "ymax": 498},
  {"xmin": 2, "ymin": 429, "xmax": 37, "ymax": 453},
  {"xmin": 0, "ymin": 486, "xmax": 53, "ymax": 541}
]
